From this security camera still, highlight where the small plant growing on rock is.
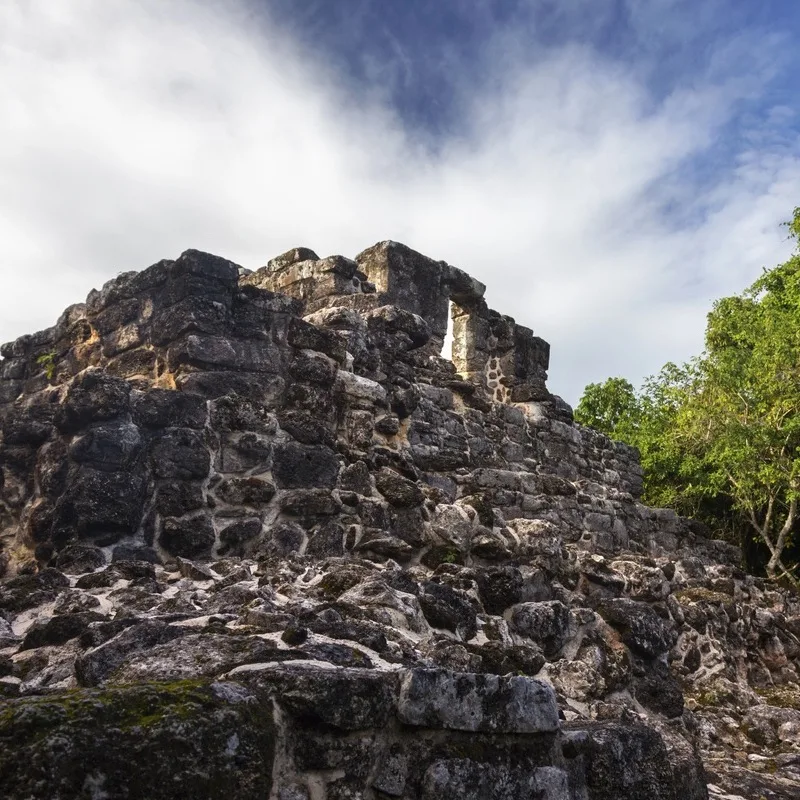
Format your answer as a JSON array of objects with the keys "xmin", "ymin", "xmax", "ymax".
[{"xmin": 36, "ymin": 352, "xmax": 57, "ymax": 381}]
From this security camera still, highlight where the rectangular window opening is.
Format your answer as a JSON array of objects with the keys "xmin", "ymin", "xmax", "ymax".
[{"xmin": 441, "ymin": 300, "xmax": 454, "ymax": 361}]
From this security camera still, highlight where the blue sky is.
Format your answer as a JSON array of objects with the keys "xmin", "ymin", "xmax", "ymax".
[
  {"xmin": 1, "ymin": 0, "xmax": 799, "ymax": 403},
  {"xmin": 266, "ymin": 0, "xmax": 800, "ymax": 135}
]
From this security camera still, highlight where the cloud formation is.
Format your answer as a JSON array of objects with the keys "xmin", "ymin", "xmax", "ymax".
[{"xmin": 1, "ymin": 0, "xmax": 798, "ymax": 403}]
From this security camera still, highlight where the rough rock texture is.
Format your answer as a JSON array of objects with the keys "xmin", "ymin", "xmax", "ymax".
[{"xmin": 1, "ymin": 242, "xmax": 798, "ymax": 798}]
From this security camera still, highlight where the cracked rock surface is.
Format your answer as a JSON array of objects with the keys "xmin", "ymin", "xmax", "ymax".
[{"xmin": 1, "ymin": 243, "xmax": 798, "ymax": 799}]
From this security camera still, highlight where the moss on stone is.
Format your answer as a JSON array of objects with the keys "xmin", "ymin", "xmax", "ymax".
[
  {"xmin": 673, "ymin": 587, "xmax": 731, "ymax": 605},
  {"xmin": 0, "ymin": 680, "xmax": 276, "ymax": 800},
  {"xmin": 756, "ymin": 686, "xmax": 800, "ymax": 710}
]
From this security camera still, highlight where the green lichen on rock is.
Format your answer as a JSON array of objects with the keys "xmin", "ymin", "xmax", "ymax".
[
  {"xmin": 673, "ymin": 587, "xmax": 732, "ymax": 605},
  {"xmin": 756, "ymin": 686, "xmax": 800, "ymax": 711},
  {"xmin": 0, "ymin": 680, "xmax": 276, "ymax": 799}
]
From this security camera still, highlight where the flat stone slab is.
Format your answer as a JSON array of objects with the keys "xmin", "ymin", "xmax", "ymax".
[{"xmin": 397, "ymin": 668, "xmax": 559, "ymax": 734}]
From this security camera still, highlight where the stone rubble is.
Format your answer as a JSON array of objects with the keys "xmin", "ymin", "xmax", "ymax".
[{"xmin": 0, "ymin": 242, "xmax": 798, "ymax": 799}]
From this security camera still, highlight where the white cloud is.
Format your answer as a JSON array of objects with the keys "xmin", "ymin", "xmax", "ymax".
[{"xmin": 0, "ymin": 0, "xmax": 797, "ymax": 404}]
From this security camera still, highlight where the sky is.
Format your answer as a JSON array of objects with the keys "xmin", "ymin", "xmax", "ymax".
[{"xmin": 1, "ymin": 0, "xmax": 799, "ymax": 404}]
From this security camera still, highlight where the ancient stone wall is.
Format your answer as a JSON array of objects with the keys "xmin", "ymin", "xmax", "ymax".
[
  {"xmin": 0, "ymin": 244, "xmax": 684, "ymax": 575},
  {"xmin": 2, "ymin": 242, "xmax": 800, "ymax": 799}
]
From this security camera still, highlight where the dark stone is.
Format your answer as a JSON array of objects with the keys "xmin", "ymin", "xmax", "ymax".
[
  {"xmin": 469, "ymin": 641, "xmax": 546, "ymax": 676},
  {"xmin": 0, "ymin": 683, "xmax": 276, "ymax": 800},
  {"xmin": 419, "ymin": 759, "xmax": 566, "ymax": 800},
  {"xmin": 111, "ymin": 544, "xmax": 162, "ymax": 565},
  {"xmin": 68, "ymin": 422, "xmax": 143, "ymax": 472},
  {"xmin": 210, "ymin": 394, "xmax": 275, "ymax": 433},
  {"xmin": 150, "ymin": 429, "xmax": 210, "ymax": 480},
  {"xmin": 149, "ymin": 296, "xmax": 230, "ymax": 345},
  {"xmin": 576, "ymin": 721, "xmax": 684, "ymax": 800},
  {"xmin": 277, "ymin": 410, "xmax": 334, "ymax": 445},
  {"xmin": 249, "ymin": 664, "xmax": 397, "ymax": 730},
  {"xmin": 287, "ymin": 317, "xmax": 347, "ymax": 363},
  {"xmin": 55, "ymin": 370, "xmax": 131, "ymax": 433},
  {"xmin": 155, "ymin": 481, "xmax": 205, "ymax": 517},
  {"xmin": 213, "ymin": 477, "xmax": 276, "ymax": 507},
  {"xmin": 112, "ymin": 561, "xmax": 156, "ymax": 582},
  {"xmin": 75, "ymin": 567, "xmax": 124, "ymax": 590},
  {"xmin": 105, "ymin": 348, "xmax": 157, "ymax": 379},
  {"xmin": 268, "ymin": 247, "xmax": 320, "ymax": 270},
  {"xmin": 55, "ymin": 544, "xmax": 106, "ymax": 575},
  {"xmin": 217, "ymin": 432, "xmax": 273, "ymax": 473},
  {"xmin": 272, "ymin": 442, "xmax": 339, "ymax": 489},
  {"xmin": 21, "ymin": 611, "xmax": 105, "ymax": 650},
  {"xmin": 280, "ymin": 489, "xmax": 339, "ymax": 517},
  {"xmin": 476, "ymin": 567, "xmax": 523, "ymax": 615},
  {"xmin": 633, "ymin": 661, "xmax": 685, "ymax": 718},
  {"xmin": 683, "ymin": 645, "xmax": 701, "ymax": 673},
  {"xmin": 0, "ymin": 569, "xmax": 70, "ymax": 613},
  {"xmin": 508, "ymin": 601, "xmax": 571, "ymax": 658},
  {"xmin": 390, "ymin": 385, "xmax": 420, "ymax": 419},
  {"xmin": 364, "ymin": 305, "xmax": 430, "ymax": 350},
  {"xmin": 598, "ymin": 599, "xmax": 675, "ymax": 659},
  {"xmin": 419, "ymin": 582, "xmax": 477, "ymax": 640},
  {"xmin": 375, "ymin": 467, "xmax": 423, "ymax": 507},
  {"xmin": 219, "ymin": 518, "xmax": 263, "ymax": 555},
  {"xmin": 35, "ymin": 439, "xmax": 70, "ymax": 497},
  {"xmin": 53, "ymin": 467, "xmax": 146, "ymax": 546},
  {"xmin": 374, "ymin": 414, "xmax": 400, "ymax": 436},
  {"xmin": 1, "ymin": 403, "xmax": 56, "ymax": 445},
  {"xmin": 281, "ymin": 625, "xmax": 309, "ymax": 646},
  {"xmin": 159, "ymin": 514, "xmax": 215, "ymax": 559},
  {"xmin": 539, "ymin": 474, "xmax": 576, "ymax": 496},
  {"xmin": 390, "ymin": 507, "xmax": 428, "ymax": 548},
  {"xmin": 397, "ymin": 668, "xmax": 559, "ymax": 733},
  {"xmin": 75, "ymin": 620, "xmax": 188, "ymax": 686},
  {"xmin": 338, "ymin": 461, "xmax": 372, "ymax": 495},
  {"xmin": 132, "ymin": 389, "xmax": 208, "ymax": 429},
  {"xmin": 178, "ymin": 371, "xmax": 285, "ymax": 403},
  {"xmin": 168, "ymin": 335, "xmax": 280, "ymax": 375},
  {"xmin": 263, "ymin": 522, "xmax": 305, "ymax": 557},
  {"xmin": 288, "ymin": 350, "xmax": 337, "ymax": 385},
  {"xmin": 306, "ymin": 522, "xmax": 346, "ymax": 558}
]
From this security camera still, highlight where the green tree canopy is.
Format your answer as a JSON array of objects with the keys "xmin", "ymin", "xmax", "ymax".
[{"xmin": 576, "ymin": 207, "xmax": 800, "ymax": 587}]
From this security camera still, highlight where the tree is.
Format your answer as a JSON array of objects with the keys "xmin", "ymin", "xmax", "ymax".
[
  {"xmin": 574, "ymin": 377, "xmax": 639, "ymax": 439},
  {"xmin": 575, "ymin": 207, "xmax": 800, "ymax": 587},
  {"xmin": 681, "ymin": 211, "xmax": 800, "ymax": 585},
  {"xmin": 575, "ymin": 366, "xmax": 714, "ymax": 518}
]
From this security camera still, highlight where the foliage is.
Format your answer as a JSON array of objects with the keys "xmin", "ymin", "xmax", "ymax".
[
  {"xmin": 35, "ymin": 352, "xmax": 57, "ymax": 381},
  {"xmin": 574, "ymin": 377, "xmax": 638, "ymax": 437},
  {"xmin": 576, "ymin": 207, "xmax": 800, "ymax": 586}
]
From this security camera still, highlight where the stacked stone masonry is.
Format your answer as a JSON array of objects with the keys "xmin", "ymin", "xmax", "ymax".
[{"xmin": 0, "ymin": 243, "xmax": 798, "ymax": 799}]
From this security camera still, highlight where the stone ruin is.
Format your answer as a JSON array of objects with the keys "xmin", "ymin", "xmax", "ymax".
[{"xmin": 0, "ymin": 243, "xmax": 798, "ymax": 799}]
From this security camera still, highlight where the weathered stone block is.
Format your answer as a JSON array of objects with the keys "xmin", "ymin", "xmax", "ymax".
[
  {"xmin": 508, "ymin": 600, "xmax": 571, "ymax": 656},
  {"xmin": 422, "ymin": 760, "xmax": 568, "ymax": 800},
  {"xmin": 68, "ymin": 422, "xmax": 143, "ymax": 472},
  {"xmin": 397, "ymin": 669, "xmax": 559, "ymax": 734},
  {"xmin": 598, "ymin": 599, "xmax": 675, "ymax": 659},
  {"xmin": 150, "ymin": 429, "xmax": 210, "ymax": 480},
  {"xmin": 234, "ymin": 664, "xmax": 397, "ymax": 730},
  {"xmin": 53, "ymin": 467, "xmax": 146, "ymax": 546},
  {"xmin": 159, "ymin": 514, "xmax": 215, "ymax": 559},
  {"xmin": 0, "ymin": 682, "xmax": 277, "ymax": 800},
  {"xmin": 272, "ymin": 442, "xmax": 339, "ymax": 489},
  {"xmin": 55, "ymin": 370, "xmax": 131, "ymax": 433},
  {"xmin": 375, "ymin": 467, "xmax": 424, "ymax": 507},
  {"xmin": 212, "ymin": 476, "xmax": 276, "ymax": 507},
  {"xmin": 155, "ymin": 481, "xmax": 205, "ymax": 517}
]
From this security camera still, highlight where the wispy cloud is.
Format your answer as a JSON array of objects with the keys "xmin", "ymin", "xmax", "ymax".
[{"xmin": 0, "ymin": 0, "xmax": 798, "ymax": 403}]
